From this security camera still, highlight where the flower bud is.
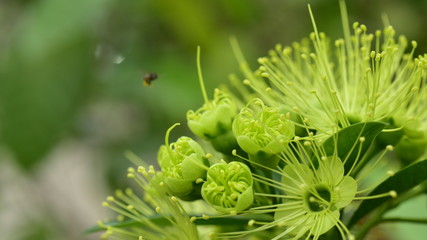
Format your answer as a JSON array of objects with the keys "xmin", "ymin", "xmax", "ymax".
[
  {"xmin": 187, "ymin": 89, "xmax": 237, "ymax": 139},
  {"xmin": 158, "ymin": 125, "xmax": 207, "ymax": 198},
  {"xmin": 232, "ymin": 99, "xmax": 294, "ymax": 169},
  {"xmin": 392, "ymin": 118, "xmax": 427, "ymax": 165},
  {"xmin": 201, "ymin": 161, "xmax": 253, "ymax": 213},
  {"xmin": 395, "ymin": 134, "xmax": 427, "ymax": 165}
]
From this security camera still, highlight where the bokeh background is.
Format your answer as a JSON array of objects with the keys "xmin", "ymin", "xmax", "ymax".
[{"xmin": 0, "ymin": 0, "xmax": 426, "ymax": 239}]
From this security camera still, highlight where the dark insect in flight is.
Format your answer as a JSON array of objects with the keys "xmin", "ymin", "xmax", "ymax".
[{"xmin": 143, "ymin": 73, "xmax": 158, "ymax": 86}]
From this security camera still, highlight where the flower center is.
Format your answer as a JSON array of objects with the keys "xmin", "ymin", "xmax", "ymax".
[{"xmin": 305, "ymin": 184, "xmax": 332, "ymax": 212}]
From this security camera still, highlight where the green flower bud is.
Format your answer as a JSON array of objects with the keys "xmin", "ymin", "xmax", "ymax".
[
  {"xmin": 158, "ymin": 124, "xmax": 207, "ymax": 198},
  {"xmin": 395, "ymin": 134, "xmax": 427, "ymax": 165},
  {"xmin": 390, "ymin": 118, "xmax": 427, "ymax": 164},
  {"xmin": 232, "ymin": 99, "xmax": 294, "ymax": 169},
  {"xmin": 201, "ymin": 161, "xmax": 254, "ymax": 214},
  {"xmin": 187, "ymin": 89, "xmax": 237, "ymax": 139}
]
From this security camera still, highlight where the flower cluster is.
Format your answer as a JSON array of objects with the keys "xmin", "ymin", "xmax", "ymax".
[{"xmin": 97, "ymin": 1, "xmax": 427, "ymax": 240}]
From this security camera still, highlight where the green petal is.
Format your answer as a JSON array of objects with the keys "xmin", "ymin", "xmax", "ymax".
[
  {"xmin": 165, "ymin": 177, "xmax": 193, "ymax": 198},
  {"xmin": 235, "ymin": 186, "xmax": 254, "ymax": 212},
  {"xmin": 188, "ymin": 118, "xmax": 211, "ymax": 138},
  {"xmin": 236, "ymin": 135, "xmax": 262, "ymax": 154},
  {"xmin": 314, "ymin": 210, "xmax": 340, "ymax": 235},
  {"xmin": 334, "ymin": 176, "xmax": 357, "ymax": 208},
  {"xmin": 281, "ymin": 163, "xmax": 314, "ymax": 194},
  {"xmin": 316, "ymin": 156, "xmax": 344, "ymax": 186},
  {"xmin": 181, "ymin": 154, "xmax": 206, "ymax": 181},
  {"xmin": 264, "ymin": 139, "xmax": 287, "ymax": 154}
]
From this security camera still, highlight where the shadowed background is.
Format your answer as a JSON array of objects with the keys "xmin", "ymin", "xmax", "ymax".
[{"xmin": 0, "ymin": 0, "xmax": 426, "ymax": 239}]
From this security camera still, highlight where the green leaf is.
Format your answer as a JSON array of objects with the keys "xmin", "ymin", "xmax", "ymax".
[
  {"xmin": 322, "ymin": 122, "xmax": 386, "ymax": 174},
  {"xmin": 348, "ymin": 159, "xmax": 427, "ymax": 228},
  {"xmin": 85, "ymin": 214, "xmax": 273, "ymax": 233}
]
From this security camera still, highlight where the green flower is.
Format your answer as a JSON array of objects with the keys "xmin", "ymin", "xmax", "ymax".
[
  {"xmin": 201, "ymin": 161, "xmax": 254, "ymax": 214},
  {"xmin": 158, "ymin": 123, "xmax": 208, "ymax": 199},
  {"xmin": 232, "ymin": 98, "xmax": 294, "ymax": 169},
  {"xmin": 273, "ymin": 156, "xmax": 357, "ymax": 239}
]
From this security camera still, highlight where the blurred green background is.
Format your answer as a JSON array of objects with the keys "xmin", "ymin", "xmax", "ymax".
[{"xmin": 0, "ymin": 0, "xmax": 426, "ymax": 239}]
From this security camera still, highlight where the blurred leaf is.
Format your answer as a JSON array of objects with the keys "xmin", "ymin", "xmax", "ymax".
[
  {"xmin": 348, "ymin": 159, "xmax": 427, "ymax": 228},
  {"xmin": 322, "ymin": 122, "xmax": 387, "ymax": 174},
  {"xmin": 0, "ymin": 0, "xmax": 111, "ymax": 170}
]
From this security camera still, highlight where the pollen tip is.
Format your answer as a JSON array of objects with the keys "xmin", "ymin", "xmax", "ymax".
[
  {"xmin": 148, "ymin": 165, "xmax": 155, "ymax": 173},
  {"xmin": 203, "ymin": 214, "xmax": 210, "ymax": 220},
  {"xmin": 386, "ymin": 145, "xmax": 394, "ymax": 151},
  {"xmin": 155, "ymin": 206, "xmax": 161, "ymax": 213},
  {"xmin": 387, "ymin": 170, "xmax": 395, "ymax": 176},
  {"xmin": 125, "ymin": 188, "xmax": 133, "ymax": 195},
  {"xmin": 389, "ymin": 190, "xmax": 397, "ymax": 198},
  {"xmin": 230, "ymin": 210, "xmax": 237, "ymax": 215},
  {"xmin": 196, "ymin": 178, "xmax": 204, "ymax": 184},
  {"xmin": 232, "ymin": 149, "xmax": 238, "ymax": 156},
  {"xmin": 190, "ymin": 216, "xmax": 197, "ymax": 222},
  {"xmin": 106, "ymin": 196, "xmax": 114, "ymax": 202},
  {"xmin": 115, "ymin": 190, "xmax": 123, "ymax": 197},
  {"xmin": 248, "ymin": 219, "xmax": 255, "ymax": 226},
  {"xmin": 359, "ymin": 137, "xmax": 366, "ymax": 142},
  {"xmin": 137, "ymin": 166, "xmax": 145, "ymax": 173},
  {"xmin": 117, "ymin": 215, "xmax": 125, "ymax": 221},
  {"xmin": 127, "ymin": 173, "xmax": 135, "ymax": 178},
  {"xmin": 257, "ymin": 57, "xmax": 267, "ymax": 64},
  {"xmin": 126, "ymin": 205, "xmax": 134, "ymax": 210}
]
